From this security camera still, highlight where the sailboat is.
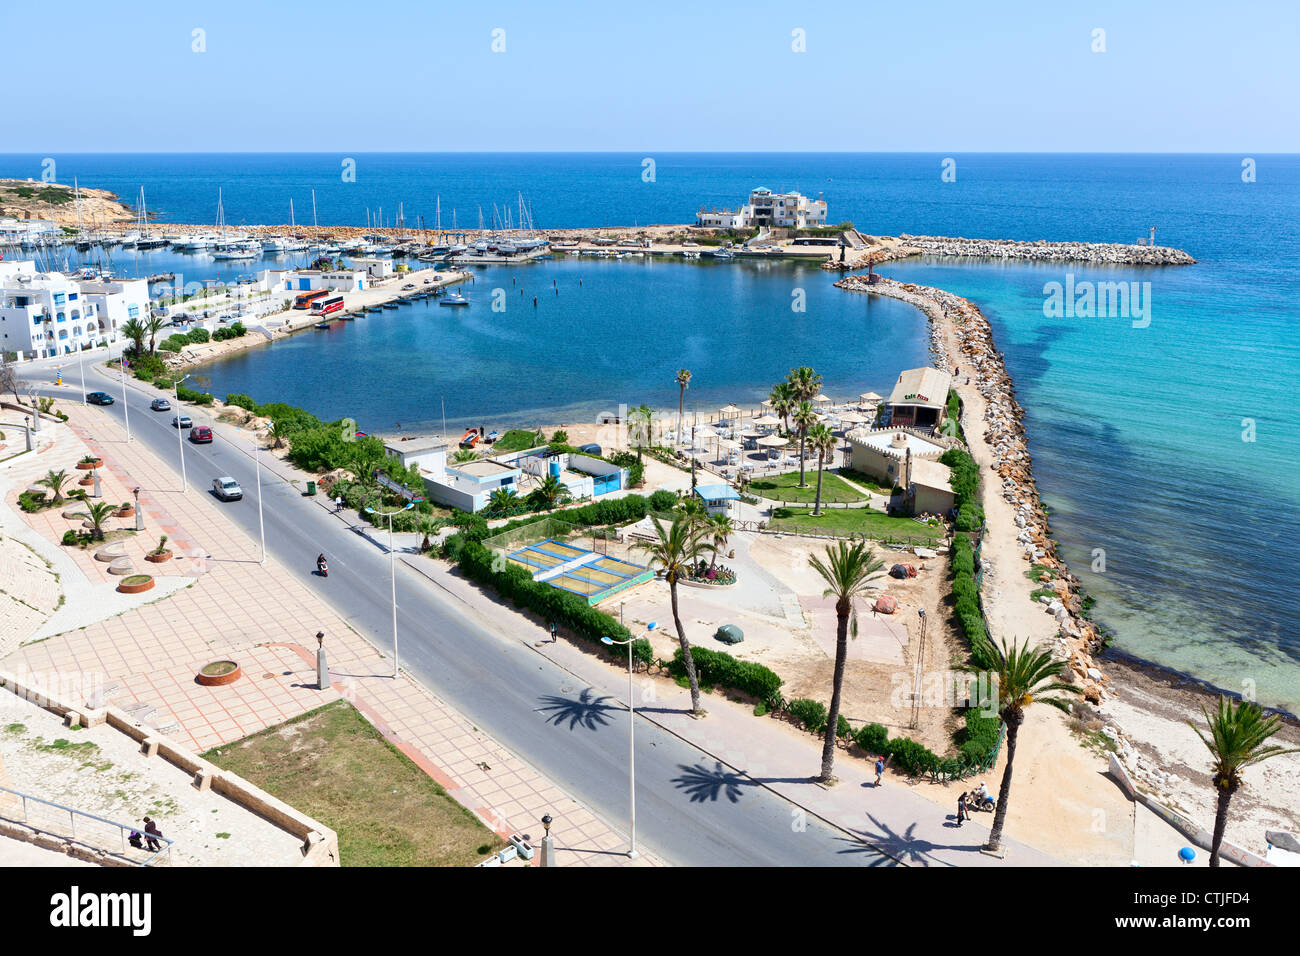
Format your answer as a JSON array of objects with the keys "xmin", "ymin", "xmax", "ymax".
[{"xmin": 135, "ymin": 188, "xmax": 167, "ymax": 249}]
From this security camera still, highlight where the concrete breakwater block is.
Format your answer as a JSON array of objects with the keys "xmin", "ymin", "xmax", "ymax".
[
  {"xmin": 107, "ymin": 558, "xmax": 135, "ymax": 575},
  {"xmin": 94, "ymin": 543, "xmax": 127, "ymax": 562},
  {"xmin": 62, "ymin": 509, "xmax": 85, "ymax": 519}
]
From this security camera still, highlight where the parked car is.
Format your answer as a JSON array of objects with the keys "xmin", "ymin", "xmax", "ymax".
[
  {"xmin": 172, "ymin": 414, "xmax": 193, "ymax": 429},
  {"xmin": 189, "ymin": 426, "xmax": 213, "ymax": 444},
  {"xmin": 150, "ymin": 397, "xmax": 171, "ymax": 411},
  {"xmin": 577, "ymin": 443, "xmax": 602, "ymax": 456},
  {"xmin": 212, "ymin": 477, "xmax": 242, "ymax": 501},
  {"xmin": 86, "ymin": 391, "xmax": 114, "ymax": 406}
]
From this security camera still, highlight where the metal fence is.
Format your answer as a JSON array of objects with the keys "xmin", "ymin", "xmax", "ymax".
[{"xmin": 0, "ymin": 785, "xmax": 174, "ymax": 866}]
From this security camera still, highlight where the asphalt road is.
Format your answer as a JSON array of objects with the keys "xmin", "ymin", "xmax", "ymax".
[{"xmin": 21, "ymin": 361, "xmax": 892, "ymax": 867}]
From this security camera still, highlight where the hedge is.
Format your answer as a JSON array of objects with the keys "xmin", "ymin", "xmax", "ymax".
[
  {"xmin": 177, "ymin": 384, "xmax": 214, "ymax": 405},
  {"xmin": 458, "ymin": 541, "xmax": 651, "ymax": 666},
  {"xmin": 668, "ymin": 646, "xmax": 783, "ymax": 708},
  {"xmin": 788, "ymin": 698, "xmax": 828, "ymax": 734}
]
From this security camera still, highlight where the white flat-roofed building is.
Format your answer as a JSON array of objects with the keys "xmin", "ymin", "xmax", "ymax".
[
  {"xmin": 352, "ymin": 257, "xmax": 394, "ymax": 279},
  {"xmin": 696, "ymin": 188, "xmax": 829, "ymax": 230},
  {"xmin": 275, "ymin": 269, "xmax": 368, "ymax": 294},
  {"xmin": 0, "ymin": 260, "xmax": 113, "ymax": 359},
  {"xmin": 78, "ymin": 276, "xmax": 148, "ymax": 345}
]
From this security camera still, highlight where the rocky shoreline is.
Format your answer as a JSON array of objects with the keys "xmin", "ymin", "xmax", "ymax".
[
  {"xmin": 835, "ymin": 274, "xmax": 1108, "ymax": 672},
  {"xmin": 896, "ymin": 234, "xmax": 1197, "ymax": 265}
]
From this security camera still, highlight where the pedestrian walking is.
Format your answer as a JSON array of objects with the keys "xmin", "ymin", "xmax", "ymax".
[
  {"xmin": 956, "ymin": 792, "xmax": 968, "ymax": 827},
  {"xmin": 142, "ymin": 816, "xmax": 162, "ymax": 852},
  {"xmin": 549, "ymin": 620, "xmax": 558, "ymax": 643},
  {"xmin": 334, "ymin": 495, "xmax": 343, "ymax": 514},
  {"xmin": 875, "ymin": 756, "xmax": 885, "ymax": 787}
]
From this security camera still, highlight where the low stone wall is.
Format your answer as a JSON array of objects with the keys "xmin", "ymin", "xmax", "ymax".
[
  {"xmin": 0, "ymin": 670, "xmax": 339, "ymax": 867},
  {"xmin": 1109, "ymin": 754, "xmax": 1270, "ymax": 867}
]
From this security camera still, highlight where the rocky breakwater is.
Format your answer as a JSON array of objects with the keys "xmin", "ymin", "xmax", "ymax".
[
  {"xmin": 897, "ymin": 234, "xmax": 1197, "ymax": 265},
  {"xmin": 834, "ymin": 273, "xmax": 1113, "ymax": 709}
]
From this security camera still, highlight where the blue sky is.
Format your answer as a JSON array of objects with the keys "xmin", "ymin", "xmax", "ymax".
[{"xmin": 11, "ymin": 0, "xmax": 1297, "ymax": 151}]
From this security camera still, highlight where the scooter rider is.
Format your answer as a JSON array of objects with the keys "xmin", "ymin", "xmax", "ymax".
[{"xmin": 317, "ymin": 553, "xmax": 328, "ymax": 576}]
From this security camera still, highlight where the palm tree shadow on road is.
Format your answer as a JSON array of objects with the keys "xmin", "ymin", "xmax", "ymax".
[{"xmin": 535, "ymin": 688, "xmax": 619, "ymax": 731}]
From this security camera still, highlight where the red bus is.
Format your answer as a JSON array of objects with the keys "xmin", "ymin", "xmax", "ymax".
[
  {"xmin": 311, "ymin": 296, "xmax": 344, "ymax": 316},
  {"xmin": 294, "ymin": 289, "xmax": 330, "ymax": 310}
]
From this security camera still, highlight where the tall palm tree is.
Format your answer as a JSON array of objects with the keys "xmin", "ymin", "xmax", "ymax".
[
  {"xmin": 635, "ymin": 514, "xmax": 715, "ymax": 715},
  {"xmin": 1190, "ymin": 697, "xmax": 1299, "ymax": 867},
  {"xmin": 807, "ymin": 423, "xmax": 838, "ymax": 516},
  {"xmin": 38, "ymin": 468, "xmax": 71, "ymax": 504},
  {"xmin": 790, "ymin": 400, "xmax": 819, "ymax": 488},
  {"xmin": 632, "ymin": 404, "xmax": 654, "ymax": 460},
  {"xmin": 962, "ymin": 637, "xmax": 1081, "ymax": 853},
  {"xmin": 144, "ymin": 315, "xmax": 168, "ymax": 355},
  {"xmin": 120, "ymin": 318, "xmax": 146, "ymax": 356},
  {"xmin": 786, "ymin": 366, "xmax": 822, "ymax": 406},
  {"xmin": 675, "ymin": 369, "xmax": 692, "ymax": 449},
  {"xmin": 78, "ymin": 501, "xmax": 117, "ymax": 541},
  {"xmin": 808, "ymin": 541, "xmax": 883, "ymax": 782},
  {"xmin": 768, "ymin": 382, "xmax": 795, "ymax": 431}
]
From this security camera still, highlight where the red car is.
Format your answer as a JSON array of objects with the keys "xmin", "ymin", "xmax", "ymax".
[{"xmin": 189, "ymin": 426, "xmax": 213, "ymax": 444}]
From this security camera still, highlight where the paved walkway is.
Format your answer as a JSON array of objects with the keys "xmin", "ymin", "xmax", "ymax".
[{"xmin": 1, "ymin": 406, "xmax": 652, "ymax": 867}]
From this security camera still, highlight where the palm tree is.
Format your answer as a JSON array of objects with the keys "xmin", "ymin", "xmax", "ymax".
[
  {"xmin": 632, "ymin": 404, "xmax": 654, "ymax": 460},
  {"xmin": 120, "ymin": 318, "xmax": 146, "ymax": 356},
  {"xmin": 486, "ymin": 487, "xmax": 517, "ymax": 516},
  {"xmin": 962, "ymin": 637, "xmax": 1082, "ymax": 853},
  {"xmin": 675, "ymin": 369, "xmax": 692, "ymax": 449},
  {"xmin": 532, "ymin": 474, "xmax": 565, "ymax": 509},
  {"xmin": 415, "ymin": 514, "xmax": 442, "ymax": 552},
  {"xmin": 144, "ymin": 315, "xmax": 168, "ymax": 355},
  {"xmin": 786, "ymin": 366, "xmax": 822, "ymax": 406},
  {"xmin": 790, "ymin": 400, "xmax": 819, "ymax": 488},
  {"xmin": 808, "ymin": 541, "xmax": 883, "ymax": 782},
  {"xmin": 78, "ymin": 501, "xmax": 117, "ymax": 541},
  {"xmin": 38, "ymin": 469, "xmax": 70, "ymax": 504},
  {"xmin": 706, "ymin": 513, "xmax": 733, "ymax": 570},
  {"xmin": 267, "ymin": 418, "xmax": 290, "ymax": 450},
  {"xmin": 768, "ymin": 382, "xmax": 795, "ymax": 431},
  {"xmin": 1190, "ymin": 697, "xmax": 1299, "ymax": 867},
  {"xmin": 807, "ymin": 423, "xmax": 838, "ymax": 516},
  {"xmin": 635, "ymin": 514, "xmax": 715, "ymax": 715}
]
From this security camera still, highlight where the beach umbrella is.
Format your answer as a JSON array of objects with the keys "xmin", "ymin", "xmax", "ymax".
[
  {"xmin": 716, "ymin": 438, "xmax": 741, "ymax": 450},
  {"xmin": 693, "ymin": 424, "xmax": 718, "ymax": 439},
  {"xmin": 760, "ymin": 398, "xmax": 774, "ymax": 408},
  {"xmin": 859, "ymin": 391, "xmax": 883, "ymax": 402},
  {"xmin": 838, "ymin": 411, "xmax": 866, "ymax": 424},
  {"xmin": 753, "ymin": 414, "xmax": 781, "ymax": 427},
  {"xmin": 720, "ymin": 403, "xmax": 741, "ymax": 416},
  {"xmin": 757, "ymin": 434, "xmax": 788, "ymax": 447},
  {"xmin": 739, "ymin": 428, "xmax": 763, "ymax": 438},
  {"xmin": 813, "ymin": 393, "xmax": 832, "ymax": 403}
]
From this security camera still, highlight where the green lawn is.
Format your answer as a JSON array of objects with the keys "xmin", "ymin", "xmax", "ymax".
[
  {"xmin": 836, "ymin": 468, "xmax": 897, "ymax": 495},
  {"xmin": 491, "ymin": 429, "xmax": 545, "ymax": 453},
  {"xmin": 203, "ymin": 700, "xmax": 502, "ymax": 867},
  {"xmin": 749, "ymin": 470, "xmax": 868, "ymax": 504},
  {"xmin": 768, "ymin": 505, "xmax": 945, "ymax": 542}
]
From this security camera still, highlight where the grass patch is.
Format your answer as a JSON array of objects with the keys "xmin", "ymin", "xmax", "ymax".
[
  {"xmin": 749, "ymin": 470, "xmax": 868, "ymax": 504},
  {"xmin": 836, "ymin": 468, "xmax": 895, "ymax": 495},
  {"xmin": 768, "ymin": 506, "xmax": 944, "ymax": 541},
  {"xmin": 491, "ymin": 429, "xmax": 545, "ymax": 453},
  {"xmin": 1025, "ymin": 563, "xmax": 1053, "ymax": 583},
  {"xmin": 203, "ymin": 700, "xmax": 503, "ymax": 866}
]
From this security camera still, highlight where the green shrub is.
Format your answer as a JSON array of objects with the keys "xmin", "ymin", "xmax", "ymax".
[
  {"xmin": 855, "ymin": 722, "xmax": 889, "ymax": 753},
  {"xmin": 61, "ymin": 530, "xmax": 79, "ymax": 546},
  {"xmin": 187, "ymin": 328, "xmax": 211, "ymax": 344},
  {"xmin": 648, "ymin": 490, "xmax": 677, "ymax": 512},
  {"xmin": 668, "ymin": 646, "xmax": 783, "ymax": 707},
  {"xmin": 125, "ymin": 351, "xmax": 166, "ymax": 380},
  {"xmin": 224, "ymin": 393, "xmax": 257, "ymax": 412},
  {"xmin": 230, "ymin": 321, "xmax": 247, "ymax": 337},
  {"xmin": 884, "ymin": 736, "xmax": 941, "ymax": 776},
  {"xmin": 837, "ymin": 714, "xmax": 852, "ymax": 739},
  {"xmin": 18, "ymin": 491, "xmax": 49, "ymax": 513},
  {"xmin": 787, "ymin": 698, "xmax": 828, "ymax": 733},
  {"xmin": 177, "ymin": 385, "xmax": 213, "ymax": 405}
]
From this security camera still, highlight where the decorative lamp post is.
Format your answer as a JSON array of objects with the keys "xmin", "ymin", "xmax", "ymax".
[{"xmin": 600, "ymin": 635, "xmax": 639, "ymax": 859}]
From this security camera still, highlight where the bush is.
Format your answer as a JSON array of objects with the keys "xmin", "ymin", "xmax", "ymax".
[
  {"xmin": 177, "ymin": 385, "xmax": 213, "ymax": 405},
  {"xmin": 648, "ymin": 490, "xmax": 677, "ymax": 512},
  {"xmin": 125, "ymin": 351, "xmax": 166, "ymax": 380},
  {"xmin": 551, "ymin": 429, "xmax": 568, "ymax": 443},
  {"xmin": 18, "ymin": 490, "xmax": 49, "ymax": 513},
  {"xmin": 837, "ymin": 713, "xmax": 852, "ymax": 739},
  {"xmin": 224, "ymin": 393, "xmax": 257, "ymax": 412},
  {"xmin": 153, "ymin": 376, "xmax": 175, "ymax": 390},
  {"xmin": 856, "ymin": 722, "xmax": 889, "ymax": 753},
  {"xmin": 884, "ymin": 736, "xmax": 941, "ymax": 777},
  {"xmin": 187, "ymin": 328, "xmax": 211, "ymax": 344},
  {"xmin": 61, "ymin": 529, "xmax": 80, "ymax": 546},
  {"xmin": 668, "ymin": 646, "xmax": 783, "ymax": 708},
  {"xmin": 787, "ymin": 698, "xmax": 829, "ymax": 734}
]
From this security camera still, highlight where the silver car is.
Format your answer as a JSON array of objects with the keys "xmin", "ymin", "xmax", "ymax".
[{"xmin": 212, "ymin": 477, "xmax": 243, "ymax": 501}]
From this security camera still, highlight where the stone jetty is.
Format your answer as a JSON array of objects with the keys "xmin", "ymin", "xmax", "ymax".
[{"xmin": 896, "ymin": 234, "xmax": 1196, "ymax": 265}]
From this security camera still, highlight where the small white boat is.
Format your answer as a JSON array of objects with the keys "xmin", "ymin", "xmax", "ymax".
[{"xmin": 439, "ymin": 291, "xmax": 469, "ymax": 306}]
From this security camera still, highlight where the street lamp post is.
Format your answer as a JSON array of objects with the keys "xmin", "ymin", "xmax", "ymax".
[
  {"xmin": 600, "ymin": 635, "xmax": 638, "ymax": 859},
  {"xmin": 365, "ymin": 502, "xmax": 414, "ymax": 678},
  {"xmin": 119, "ymin": 359, "xmax": 131, "ymax": 442},
  {"xmin": 255, "ymin": 432, "xmax": 266, "ymax": 564},
  {"xmin": 174, "ymin": 373, "xmax": 191, "ymax": 492}
]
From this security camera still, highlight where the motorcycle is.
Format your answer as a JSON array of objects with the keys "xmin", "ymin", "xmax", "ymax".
[{"xmin": 317, "ymin": 557, "xmax": 329, "ymax": 577}]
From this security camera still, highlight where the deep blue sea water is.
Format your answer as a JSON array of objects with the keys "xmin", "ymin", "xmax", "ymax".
[{"xmin": 3, "ymin": 153, "xmax": 1297, "ymax": 711}]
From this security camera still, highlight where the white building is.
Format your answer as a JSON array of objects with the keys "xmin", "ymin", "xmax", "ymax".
[
  {"xmin": 0, "ymin": 259, "xmax": 128, "ymax": 360},
  {"xmin": 695, "ymin": 188, "xmax": 829, "ymax": 230},
  {"xmin": 351, "ymin": 257, "xmax": 394, "ymax": 279},
  {"xmin": 273, "ymin": 269, "xmax": 368, "ymax": 294}
]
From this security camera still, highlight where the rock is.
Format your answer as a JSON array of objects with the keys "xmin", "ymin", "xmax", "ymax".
[{"xmin": 1086, "ymin": 667, "xmax": 1103, "ymax": 681}]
